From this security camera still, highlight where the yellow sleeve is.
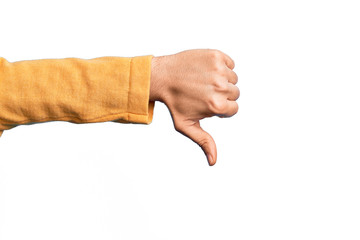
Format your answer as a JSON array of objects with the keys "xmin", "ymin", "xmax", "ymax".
[{"xmin": 0, "ymin": 55, "xmax": 155, "ymax": 137}]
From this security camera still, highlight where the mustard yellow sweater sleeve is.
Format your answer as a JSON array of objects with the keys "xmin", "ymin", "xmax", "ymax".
[{"xmin": 0, "ymin": 55, "xmax": 155, "ymax": 137}]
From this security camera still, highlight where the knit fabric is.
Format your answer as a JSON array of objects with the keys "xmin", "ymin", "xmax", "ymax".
[{"xmin": 0, "ymin": 55, "xmax": 155, "ymax": 137}]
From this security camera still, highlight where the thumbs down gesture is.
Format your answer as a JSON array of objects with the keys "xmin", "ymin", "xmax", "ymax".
[{"xmin": 150, "ymin": 49, "xmax": 239, "ymax": 166}]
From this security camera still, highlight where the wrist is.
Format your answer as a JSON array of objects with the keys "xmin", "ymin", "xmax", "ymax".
[{"xmin": 150, "ymin": 56, "xmax": 166, "ymax": 102}]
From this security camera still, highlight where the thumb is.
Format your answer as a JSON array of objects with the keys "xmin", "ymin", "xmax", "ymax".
[{"xmin": 175, "ymin": 120, "xmax": 217, "ymax": 166}]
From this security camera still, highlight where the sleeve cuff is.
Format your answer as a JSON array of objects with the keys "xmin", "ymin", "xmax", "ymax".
[{"xmin": 113, "ymin": 55, "xmax": 155, "ymax": 124}]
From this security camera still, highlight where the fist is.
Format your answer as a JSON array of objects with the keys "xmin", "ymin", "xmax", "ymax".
[{"xmin": 150, "ymin": 49, "xmax": 239, "ymax": 166}]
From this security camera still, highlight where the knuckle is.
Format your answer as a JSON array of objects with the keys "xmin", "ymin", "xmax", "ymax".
[
  {"xmin": 209, "ymin": 50, "xmax": 223, "ymax": 68},
  {"xmin": 208, "ymin": 50, "xmax": 229, "ymax": 73},
  {"xmin": 208, "ymin": 97, "xmax": 227, "ymax": 114},
  {"xmin": 197, "ymin": 138, "xmax": 209, "ymax": 148},
  {"xmin": 218, "ymin": 68, "xmax": 228, "ymax": 77},
  {"xmin": 213, "ymin": 78, "xmax": 228, "ymax": 92},
  {"xmin": 210, "ymin": 59, "xmax": 223, "ymax": 72},
  {"xmin": 211, "ymin": 49, "xmax": 221, "ymax": 58}
]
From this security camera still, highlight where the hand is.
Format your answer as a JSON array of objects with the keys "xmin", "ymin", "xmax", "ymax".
[{"xmin": 150, "ymin": 49, "xmax": 239, "ymax": 166}]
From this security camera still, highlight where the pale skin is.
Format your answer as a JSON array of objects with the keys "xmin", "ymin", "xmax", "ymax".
[{"xmin": 149, "ymin": 49, "xmax": 240, "ymax": 166}]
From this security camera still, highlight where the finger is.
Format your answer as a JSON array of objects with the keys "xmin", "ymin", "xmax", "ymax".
[
  {"xmin": 222, "ymin": 52, "xmax": 235, "ymax": 70},
  {"xmin": 226, "ymin": 69, "xmax": 238, "ymax": 84},
  {"xmin": 175, "ymin": 121, "xmax": 217, "ymax": 166},
  {"xmin": 217, "ymin": 101, "xmax": 238, "ymax": 118},
  {"xmin": 225, "ymin": 100, "xmax": 239, "ymax": 117},
  {"xmin": 227, "ymin": 83, "xmax": 240, "ymax": 101}
]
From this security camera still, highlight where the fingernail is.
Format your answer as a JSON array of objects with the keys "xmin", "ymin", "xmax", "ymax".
[{"xmin": 207, "ymin": 154, "xmax": 213, "ymax": 166}]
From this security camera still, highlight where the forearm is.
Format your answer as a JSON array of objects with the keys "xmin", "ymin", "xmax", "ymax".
[{"xmin": 0, "ymin": 55, "xmax": 155, "ymax": 137}]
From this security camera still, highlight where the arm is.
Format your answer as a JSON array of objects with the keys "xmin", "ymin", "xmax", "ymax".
[
  {"xmin": 150, "ymin": 49, "xmax": 239, "ymax": 166},
  {"xmin": 0, "ymin": 49, "xmax": 239, "ymax": 166},
  {"xmin": 0, "ymin": 55, "xmax": 154, "ymax": 136}
]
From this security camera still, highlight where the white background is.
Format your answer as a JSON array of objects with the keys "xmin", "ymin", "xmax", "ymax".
[{"xmin": 0, "ymin": 0, "xmax": 359, "ymax": 239}]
